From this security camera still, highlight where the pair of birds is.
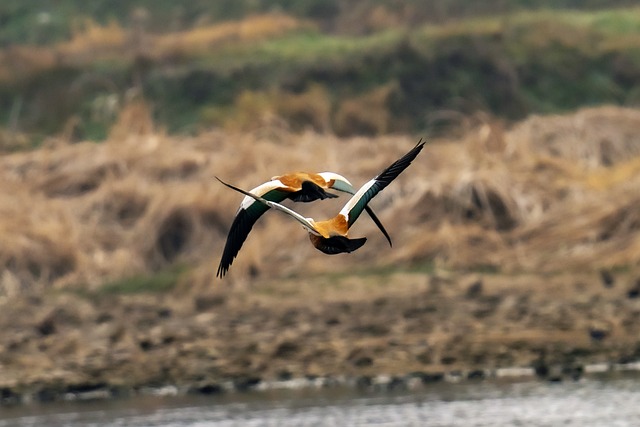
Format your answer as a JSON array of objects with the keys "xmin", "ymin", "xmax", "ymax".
[{"xmin": 217, "ymin": 139, "xmax": 426, "ymax": 277}]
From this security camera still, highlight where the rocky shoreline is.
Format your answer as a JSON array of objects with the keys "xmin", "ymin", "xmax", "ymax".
[
  {"xmin": 2, "ymin": 268, "xmax": 640, "ymax": 406},
  {"xmin": 4, "ymin": 361, "xmax": 640, "ymax": 406}
]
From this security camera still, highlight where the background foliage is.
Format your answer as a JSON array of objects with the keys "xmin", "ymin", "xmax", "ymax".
[{"xmin": 1, "ymin": 1, "xmax": 640, "ymax": 144}]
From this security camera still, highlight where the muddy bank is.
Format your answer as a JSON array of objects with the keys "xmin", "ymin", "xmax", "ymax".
[{"xmin": 1, "ymin": 268, "xmax": 640, "ymax": 404}]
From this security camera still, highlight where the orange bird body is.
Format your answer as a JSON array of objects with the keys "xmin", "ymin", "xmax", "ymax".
[
  {"xmin": 216, "ymin": 171, "xmax": 391, "ymax": 277},
  {"xmin": 217, "ymin": 139, "xmax": 425, "ymax": 268}
]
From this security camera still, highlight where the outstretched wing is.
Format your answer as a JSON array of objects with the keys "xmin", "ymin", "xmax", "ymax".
[
  {"xmin": 340, "ymin": 139, "xmax": 426, "ymax": 228},
  {"xmin": 217, "ymin": 176, "xmax": 323, "ymax": 236},
  {"xmin": 217, "ymin": 180, "xmax": 290, "ymax": 278},
  {"xmin": 318, "ymin": 172, "xmax": 393, "ymax": 247}
]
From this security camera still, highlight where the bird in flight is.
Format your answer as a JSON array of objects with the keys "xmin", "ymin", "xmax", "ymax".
[
  {"xmin": 216, "ymin": 171, "xmax": 392, "ymax": 278},
  {"xmin": 216, "ymin": 139, "xmax": 425, "ymax": 276}
]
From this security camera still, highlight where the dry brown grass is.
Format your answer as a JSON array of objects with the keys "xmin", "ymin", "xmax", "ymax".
[
  {"xmin": 2, "ymin": 104, "xmax": 640, "ymax": 296},
  {"xmin": 334, "ymin": 84, "xmax": 396, "ymax": 136},
  {"xmin": 0, "ymin": 46, "xmax": 58, "ymax": 83},
  {"xmin": 214, "ymin": 90, "xmax": 280, "ymax": 132},
  {"xmin": 60, "ymin": 19, "xmax": 128, "ymax": 65},
  {"xmin": 210, "ymin": 84, "xmax": 333, "ymax": 133},
  {"xmin": 152, "ymin": 14, "xmax": 310, "ymax": 61},
  {"xmin": 276, "ymin": 84, "xmax": 332, "ymax": 133}
]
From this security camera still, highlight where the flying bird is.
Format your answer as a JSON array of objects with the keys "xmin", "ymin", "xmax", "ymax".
[
  {"xmin": 217, "ymin": 139, "xmax": 425, "ymax": 272},
  {"xmin": 217, "ymin": 171, "xmax": 392, "ymax": 277}
]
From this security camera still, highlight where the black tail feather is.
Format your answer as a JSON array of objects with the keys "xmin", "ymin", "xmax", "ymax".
[
  {"xmin": 344, "ymin": 236, "xmax": 367, "ymax": 253},
  {"xmin": 311, "ymin": 235, "xmax": 367, "ymax": 255}
]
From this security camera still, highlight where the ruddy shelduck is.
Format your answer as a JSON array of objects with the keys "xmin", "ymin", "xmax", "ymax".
[
  {"xmin": 216, "ymin": 171, "xmax": 392, "ymax": 277},
  {"xmin": 217, "ymin": 139, "xmax": 425, "ymax": 274}
]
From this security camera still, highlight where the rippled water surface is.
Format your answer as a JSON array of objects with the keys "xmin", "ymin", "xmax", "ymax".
[{"xmin": 2, "ymin": 377, "xmax": 640, "ymax": 426}]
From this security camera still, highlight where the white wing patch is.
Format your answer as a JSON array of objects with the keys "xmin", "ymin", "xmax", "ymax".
[
  {"xmin": 318, "ymin": 172, "xmax": 353, "ymax": 186},
  {"xmin": 318, "ymin": 172, "xmax": 356, "ymax": 194},
  {"xmin": 240, "ymin": 179, "xmax": 285, "ymax": 210},
  {"xmin": 339, "ymin": 178, "xmax": 377, "ymax": 220}
]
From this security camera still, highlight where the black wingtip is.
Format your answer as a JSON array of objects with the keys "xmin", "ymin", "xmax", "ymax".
[
  {"xmin": 216, "ymin": 176, "xmax": 262, "ymax": 202},
  {"xmin": 216, "ymin": 265, "xmax": 227, "ymax": 278},
  {"xmin": 378, "ymin": 138, "xmax": 426, "ymax": 184},
  {"xmin": 363, "ymin": 205, "xmax": 392, "ymax": 247},
  {"xmin": 215, "ymin": 176, "xmax": 270, "ymax": 279}
]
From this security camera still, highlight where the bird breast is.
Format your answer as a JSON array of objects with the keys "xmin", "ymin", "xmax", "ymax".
[{"xmin": 313, "ymin": 215, "xmax": 349, "ymax": 238}]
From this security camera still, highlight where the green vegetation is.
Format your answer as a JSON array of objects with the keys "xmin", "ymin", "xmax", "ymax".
[
  {"xmin": 97, "ymin": 265, "xmax": 186, "ymax": 295},
  {"xmin": 1, "ymin": 0, "xmax": 636, "ymax": 46},
  {"xmin": 285, "ymin": 261, "xmax": 438, "ymax": 283},
  {"xmin": 2, "ymin": 5, "xmax": 640, "ymax": 143}
]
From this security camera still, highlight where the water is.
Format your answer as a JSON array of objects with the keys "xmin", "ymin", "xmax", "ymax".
[{"xmin": 1, "ymin": 377, "xmax": 639, "ymax": 427}]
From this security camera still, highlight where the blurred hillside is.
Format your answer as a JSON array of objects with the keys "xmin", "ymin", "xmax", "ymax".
[
  {"xmin": 2, "ymin": 3, "xmax": 640, "ymax": 145},
  {"xmin": 2, "ymin": 0, "xmax": 639, "ymax": 45}
]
